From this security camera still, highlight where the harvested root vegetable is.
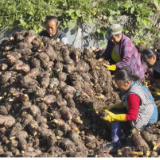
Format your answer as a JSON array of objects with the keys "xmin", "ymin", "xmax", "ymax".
[
  {"xmin": 41, "ymin": 75, "xmax": 50, "ymax": 88},
  {"xmin": 60, "ymin": 106, "xmax": 72, "ymax": 120},
  {"xmin": 68, "ymin": 130, "xmax": 81, "ymax": 145},
  {"xmin": 53, "ymin": 119, "xmax": 65, "ymax": 127},
  {"xmin": 43, "ymin": 95, "xmax": 56, "ymax": 105},
  {"xmin": 0, "ymin": 106, "xmax": 8, "ymax": 115},
  {"xmin": 18, "ymin": 138, "xmax": 28, "ymax": 151},
  {"xmin": 131, "ymin": 129, "xmax": 150, "ymax": 152},
  {"xmin": 60, "ymin": 138, "xmax": 76, "ymax": 151},
  {"xmin": 29, "ymin": 105, "xmax": 41, "ymax": 117},
  {"xmin": 16, "ymin": 64, "xmax": 30, "ymax": 73},
  {"xmin": 49, "ymin": 78, "xmax": 59, "ymax": 88},
  {"xmin": 0, "ymin": 115, "xmax": 15, "ymax": 128},
  {"xmin": 58, "ymin": 72, "xmax": 67, "ymax": 81},
  {"xmin": 152, "ymin": 138, "xmax": 160, "ymax": 150},
  {"xmin": 26, "ymin": 68, "xmax": 40, "ymax": 78},
  {"xmin": 31, "ymin": 57, "xmax": 41, "ymax": 68},
  {"xmin": 141, "ymin": 130, "xmax": 158, "ymax": 146}
]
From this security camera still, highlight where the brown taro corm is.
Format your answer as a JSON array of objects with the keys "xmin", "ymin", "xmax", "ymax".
[
  {"xmin": 10, "ymin": 139, "xmax": 18, "ymax": 148},
  {"xmin": 58, "ymin": 72, "xmax": 67, "ymax": 82},
  {"xmin": 47, "ymin": 133, "xmax": 56, "ymax": 147},
  {"xmin": 53, "ymin": 119, "xmax": 65, "ymax": 127},
  {"xmin": 60, "ymin": 106, "xmax": 72, "ymax": 121},
  {"xmin": 16, "ymin": 64, "xmax": 30, "ymax": 73},
  {"xmin": 141, "ymin": 130, "xmax": 158, "ymax": 146},
  {"xmin": 60, "ymin": 122, "xmax": 71, "ymax": 133},
  {"xmin": 60, "ymin": 138, "xmax": 76, "ymax": 152},
  {"xmin": 11, "ymin": 148, "xmax": 20, "ymax": 156},
  {"xmin": 16, "ymin": 42, "xmax": 33, "ymax": 50},
  {"xmin": 42, "ymin": 95, "xmax": 56, "ymax": 105},
  {"xmin": 31, "ymin": 57, "xmax": 41, "ymax": 68},
  {"xmin": 26, "ymin": 68, "xmax": 40, "ymax": 78},
  {"xmin": 15, "ymin": 131, "xmax": 28, "ymax": 140},
  {"xmin": 0, "ymin": 106, "xmax": 8, "ymax": 115},
  {"xmin": 68, "ymin": 130, "xmax": 81, "ymax": 145},
  {"xmin": 45, "ymin": 45, "xmax": 56, "ymax": 61},
  {"xmin": 37, "ymin": 102, "xmax": 48, "ymax": 111},
  {"xmin": 36, "ymin": 116, "xmax": 47, "ymax": 124},
  {"xmin": 131, "ymin": 129, "xmax": 150, "ymax": 152},
  {"xmin": 56, "ymin": 97, "xmax": 67, "ymax": 107},
  {"xmin": 0, "ymin": 115, "xmax": 16, "ymax": 128},
  {"xmin": 18, "ymin": 138, "xmax": 28, "ymax": 151},
  {"xmin": 41, "ymin": 75, "xmax": 50, "ymax": 89}
]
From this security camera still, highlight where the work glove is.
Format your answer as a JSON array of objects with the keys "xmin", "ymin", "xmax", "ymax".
[
  {"xmin": 150, "ymin": 87, "xmax": 160, "ymax": 96},
  {"xmin": 145, "ymin": 80, "xmax": 150, "ymax": 87},
  {"xmin": 100, "ymin": 110, "xmax": 126, "ymax": 122},
  {"xmin": 98, "ymin": 57, "xmax": 104, "ymax": 62},
  {"xmin": 102, "ymin": 64, "xmax": 116, "ymax": 71},
  {"xmin": 103, "ymin": 102, "xmax": 124, "ymax": 111}
]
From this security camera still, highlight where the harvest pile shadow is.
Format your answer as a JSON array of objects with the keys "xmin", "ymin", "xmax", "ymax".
[{"xmin": 0, "ymin": 30, "xmax": 159, "ymax": 157}]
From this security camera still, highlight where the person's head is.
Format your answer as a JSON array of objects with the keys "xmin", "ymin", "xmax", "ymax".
[
  {"xmin": 141, "ymin": 49, "xmax": 157, "ymax": 66},
  {"xmin": 45, "ymin": 16, "xmax": 58, "ymax": 37},
  {"xmin": 114, "ymin": 69, "xmax": 139, "ymax": 91},
  {"xmin": 105, "ymin": 24, "xmax": 123, "ymax": 45}
]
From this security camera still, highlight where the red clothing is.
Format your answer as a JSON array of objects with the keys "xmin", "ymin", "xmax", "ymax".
[{"xmin": 126, "ymin": 94, "xmax": 141, "ymax": 121}]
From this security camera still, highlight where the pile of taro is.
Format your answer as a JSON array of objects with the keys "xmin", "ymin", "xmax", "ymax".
[{"xmin": 0, "ymin": 30, "xmax": 159, "ymax": 157}]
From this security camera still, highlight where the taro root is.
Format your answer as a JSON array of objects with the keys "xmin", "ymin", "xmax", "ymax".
[
  {"xmin": 53, "ymin": 119, "xmax": 65, "ymax": 127},
  {"xmin": 0, "ymin": 115, "xmax": 15, "ymax": 128},
  {"xmin": 141, "ymin": 130, "xmax": 158, "ymax": 146},
  {"xmin": 31, "ymin": 57, "xmax": 41, "ymax": 68},
  {"xmin": 85, "ymin": 134, "xmax": 97, "ymax": 149},
  {"xmin": 11, "ymin": 148, "xmax": 20, "ymax": 156},
  {"xmin": 16, "ymin": 64, "xmax": 30, "ymax": 73},
  {"xmin": 61, "ymin": 85, "xmax": 76, "ymax": 95},
  {"xmin": 47, "ymin": 133, "xmax": 56, "ymax": 147},
  {"xmin": 10, "ymin": 139, "xmax": 18, "ymax": 148},
  {"xmin": 0, "ymin": 106, "xmax": 8, "ymax": 115},
  {"xmin": 45, "ymin": 45, "xmax": 56, "ymax": 61},
  {"xmin": 37, "ymin": 102, "xmax": 48, "ymax": 111},
  {"xmin": 1, "ymin": 71, "xmax": 12, "ymax": 83},
  {"xmin": 29, "ymin": 105, "xmax": 41, "ymax": 117},
  {"xmin": 26, "ymin": 68, "xmax": 40, "ymax": 78},
  {"xmin": 41, "ymin": 74, "xmax": 50, "ymax": 88},
  {"xmin": 38, "ymin": 52, "xmax": 49, "ymax": 63},
  {"xmin": 36, "ymin": 127, "xmax": 52, "ymax": 138},
  {"xmin": 60, "ymin": 106, "xmax": 72, "ymax": 120},
  {"xmin": 3, "ymin": 151, "xmax": 13, "ymax": 157},
  {"xmin": 36, "ymin": 116, "xmax": 47, "ymax": 124},
  {"xmin": 60, "ymin": 138, "xmax": 76, "ymax": 151},
  {"xmin": 131, "ymin": 129, "xmax": 150, "ymax": 152},
  {"xmin": 18, "ymin": 138, "xmax": 28, "ymax": 151},
  {"xmin": 49, "ymin": 78, "xmax": 59, "ymax": 89},
  {"xmin": 58, "ymin": 72, "xmax": 67, "ymax": 81},
  {"xmin": 68, "ymin": 130, "xmax": 81, "ymax": 145},
  {"xmin": 16, "ymin": 42, "xmax": 32, "ymax": 49},
  {"xmin": 152, "ymin": 137, "xmax": 160, "ymax": 151},
  {"xmin": 70, "ymin": 123, "xmax": 80, "ymax": 133},
  {"xmin": 42, "ymin": 95, "xmax": 56, "ymax": 105}
]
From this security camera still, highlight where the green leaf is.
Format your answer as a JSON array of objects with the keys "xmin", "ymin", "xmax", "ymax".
[
  {"xmin": 75, "ymin": 10, "xmax": 80, "ymax": 17},
  {"xmin": 99, "ymin": 41, "xmax": 106, "ymax": 46}
]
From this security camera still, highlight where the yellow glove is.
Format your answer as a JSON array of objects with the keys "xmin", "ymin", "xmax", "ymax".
[
  {"xmin": 151, "ymin": 88, "xmax": 160, "ymax": 96},
  {"xmin": 103, "ymin": 102, "xmax": 124, "ymax": 111},
  {"xmin": 106, "ymin": 64, "xmax": 116, "ymax": 71},
  {"xmin": 100, "ymin": 110, "xmax": 126, "ymax": 122},
  {"xmin": 145, "ymin": 80, "xmax": 150, "ymax": 87},
  {"xmin": 99, "ymin": 57, "xmax": 104, "ymax": 62}
]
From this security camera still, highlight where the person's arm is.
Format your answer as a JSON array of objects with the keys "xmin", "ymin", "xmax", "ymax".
[
  {"xmin": 100, "ymin": 94, "xmax": 140, "ymax": 122},
  {"xmin": 126, "ymin": 94, "xmax": 140, "ymax": 121},
  {"xmin": 116, "ymin": 40, "xmax": 133, "ymax": 69}
]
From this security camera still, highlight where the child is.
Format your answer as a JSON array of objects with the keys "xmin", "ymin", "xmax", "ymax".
[
  {"xmin": 39, "ymin": 16, "xmax": 68, "ymax": 45},
  {"xmin": 101, "ymin": 69, "xmax": 158, "ymax": 148}
]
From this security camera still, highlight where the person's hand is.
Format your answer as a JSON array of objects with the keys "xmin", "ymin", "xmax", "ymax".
[
  {"xmin": 104, "ymin": 64, "xmax": 116, "ymax": 71},
  {"xmin": 100, "ymin": 109, "xmax": 126, "ymax": 122}
]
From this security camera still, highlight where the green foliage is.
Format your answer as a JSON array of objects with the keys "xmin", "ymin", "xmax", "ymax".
[{"xmin": 0, "ymin": 0, "xmax": 159, "ymax": 45}]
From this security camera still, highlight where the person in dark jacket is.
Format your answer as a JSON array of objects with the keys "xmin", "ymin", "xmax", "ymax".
[
  {"xmin": 141, "ymin": 48, "xmax": 160, "ymax": 95},
  {"xmin": 39, "ymin": 16, "xmax": 68, "ymax": 45},
  {"xmin": 100, "ymin": 24, "xmax": 146, "ymax": 80}
]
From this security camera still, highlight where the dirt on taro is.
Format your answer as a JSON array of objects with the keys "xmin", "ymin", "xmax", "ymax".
[{"xmin": 0, "ymin": 30, "xmax": 160, "ymax": 157}]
